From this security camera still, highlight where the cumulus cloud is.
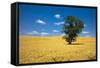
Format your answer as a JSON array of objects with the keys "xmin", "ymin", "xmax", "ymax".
[
  {"xmin": 41, "ymin": 32, "xmax": 49, "ymax": 36},
  {"xmin": 82, "ymin": 31, "xmax": 89, "ymax": 34},
  {"xmin": 54, "ymin": 14, "xmax": 61, "ymax": 19},
  {"xmin": 36, "ymin": 19, "xmax": 46, "ymax": 24},
  {"xmin": 27, "ymin": 31, "xmax": 49, "ymax": 36},
  {"xmin": 27, "ymin": 31, "xmax": 39, "ymax": 35},
  {"xmin": 54, "ymin": 21, "xmax": 64, "ymax": 26},
  {"xmin": 85, "ymin": 35, "xmax": 91, "ymax": 37},
  {"xmin": 52, "ymin": 30, "xmax": 59, "ymax": 32},
  {"xmin": 60, "ymin": 33, "xmax": 66, "ymax": 36}
]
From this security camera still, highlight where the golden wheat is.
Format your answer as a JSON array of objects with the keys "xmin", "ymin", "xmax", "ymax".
[{"xmin": 19, "ymin": 36, "xmax": 96, "ymax": 64}]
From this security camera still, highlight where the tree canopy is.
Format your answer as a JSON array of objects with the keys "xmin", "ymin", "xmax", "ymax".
[{"xmin": 63, "ymin": 16, "xmax": 84, "ymax": 44}]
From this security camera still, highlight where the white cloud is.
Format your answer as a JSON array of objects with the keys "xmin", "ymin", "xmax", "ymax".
[
  {"xmin": 27, "ymin": 31, "xmax": 39, "ymax": 35},
  {"xmin": 52, "ymin": 30, "xmax": 59, "ymax": 32},
  {"xmin": 54, "ymin": 14, "xmax": 61, "ymax": 19},
  {"xmin": 85, "ymin": 35, "xmax": 91, "ymax": 37},
  {"xmin": 36, "ymin": 19, "xmax": 46, "ymax": 24},
  {"xmin": 54, "ymin": 21, "xmax": 64, "ymax": 25},
  {"xmin": 41, "ymin": 32, "xmax": 49, "ymax": 36},
  {"xmin": 82, "ymin": 31, "xmax": 89, "ymax": 34},
  {"xmin": 27, "ymin": 31, "xmax": 49, "ymax": 36},
  {"xmin": 32, "ymin": 31, "xmax": 39, "ymax": 34},
  {"xmin": 60, "ymin": 33, "xmax": 66, "ymax": 36}
]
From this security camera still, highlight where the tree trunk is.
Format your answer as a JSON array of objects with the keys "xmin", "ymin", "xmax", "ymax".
[{"xmin": 68, "ymin": 42, "xmax": 71, "ymax": 44}]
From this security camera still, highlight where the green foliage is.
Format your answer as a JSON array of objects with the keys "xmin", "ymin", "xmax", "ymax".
[{"xmin": 63, "ymin": 16, "xmax": 84, "ymax": 44}]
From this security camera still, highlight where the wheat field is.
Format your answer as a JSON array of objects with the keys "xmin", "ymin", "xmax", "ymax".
[{"xmin": 19, "ymin": 36, "xmax": 96, "ymax": 64}]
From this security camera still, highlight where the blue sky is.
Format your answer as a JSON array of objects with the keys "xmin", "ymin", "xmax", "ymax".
[{"xmin": 19, "ymin": 4, "xmax": 96, "ymax": 37}]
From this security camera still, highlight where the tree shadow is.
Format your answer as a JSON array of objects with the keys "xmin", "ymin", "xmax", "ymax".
[
  {"xmin": 64, "ymin": 43, "xmax": 84, "ymax": 45},
  {"xmin": 71, "ymin": 43, "xmax": 84, "ymax": 45}
]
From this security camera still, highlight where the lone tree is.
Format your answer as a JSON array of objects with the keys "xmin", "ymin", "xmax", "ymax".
[{"xmin": 63, "ymin": 16, "xmax": 84, "ymax": 44}]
